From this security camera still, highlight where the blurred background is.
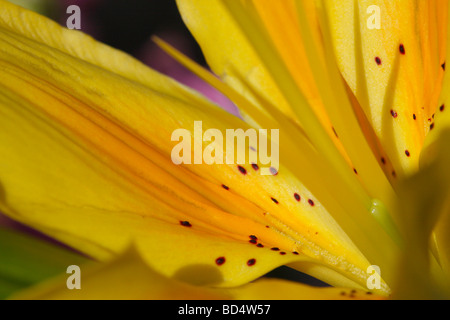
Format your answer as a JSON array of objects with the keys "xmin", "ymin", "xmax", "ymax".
[{"xmin": 1, "ymin": 0, "xmax": 327, "ymax": 290}]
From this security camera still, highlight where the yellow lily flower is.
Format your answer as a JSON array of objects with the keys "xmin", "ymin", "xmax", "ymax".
[{"xmin": 1, "ymin": 0, "xmax": 450, "ymax": 300}]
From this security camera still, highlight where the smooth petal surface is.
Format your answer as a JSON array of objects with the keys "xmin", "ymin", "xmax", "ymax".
[
  {"xmin": 326, "ymin": 0, "xmax": 448, "ymax": 178},
  {"xmin": 0, "ymin": 1, "xmax": 387, "ymax": 292}
]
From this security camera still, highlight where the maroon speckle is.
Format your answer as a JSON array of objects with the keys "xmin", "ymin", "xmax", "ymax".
[
  {"xmin": 249, "ymin": 235, "xmax": 257, "ymax": 240},
  {"xmin": 308, "ymin": 199, "xmax": 315, "ymax": 206},
  {"xmin": 405, "ymin": 150, "xmax": 410, "ymax": 157},
  {"xmin": 375, "ymin": 57, "xmax": 382, "ymax": 65},
  {"xmin": 413, "ymin": 114, "xmax": 417, "ymax": 120},
  {"xmin": 391, "ymin": 110, "xmax": 398, "ymax": 118},
  {"xmin": 399, "ymin": 44, "xmax": 406, "ymax": 55},
  {"xmin": 180, "ymin": 221, "xmax": 192, "ymax": 227},
  {"xmin": 332, "ymin": 127, "xmax": 339, "ymax": 138},
  {"xmin": 442, "ymin": 62, "xmax": 446, "ymax": 71},
  {"xmin": 251, "ymin": 163, "xmax": 259, "ymax": 171},
  {"xmin": 440, "ymin": 105, "xmax": 445, "ymax": 112},
  {"xmin": 271, "ymin": 197, "xmax": 279, "ymax": 204},
  {"xmin": 256, "ymin": 243, "xmax": 264, "ymax": 248},
  {"xmin": 270, "ymin": 167, "xmax": 278, "ymax": 176},
  {"xmin": 353, "ymin": 168, "xmax": 358, "ymax": 175},
  {"xmin": 238, "ymin": 166, "xmax": 247, "ymax": 175},
  {"xmin": 392, "ymin": 171, "xmax": 397, "ymax": 178},
  {"xmin": 381, "ymin": 157, "xmax": 386, "ymax": 165},
  {"xmin": 292, "ymin": 251, "xmax": 299, "ymax": 255},
  {"xmin": 294, "ymin": 193, "xmax": 301, "ymax": 202},
  {"xmin": 215, "ymin": 257, "xmax": 226, "ymax": 266},
  {"xmin": 271, "ymin": 247, "xmax": 280, "ymax": 251},
  {"xmin": 247, "ymin": 259, "xmax": 256, "ymax": 266},
  {"xmin": 430, "ymin": 123, "xmax": 435, "ymax": 130},
  {"xmin": 280, "ymin": 252, "xmax": 286, "ymax": 255},
  {"xmin": 249, "ymin": 239, "xmax": 257, "ymax": 244},
  {"xmin": 222, "ymin": 184, "xmax": 229, "ymax": 190}
]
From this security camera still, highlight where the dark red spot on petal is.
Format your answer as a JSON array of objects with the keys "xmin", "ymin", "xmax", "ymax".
[
  {"xmin": 215, "ymin": 257, "xmax": 226, "ymax": 266},
  {"xmin": 399, "ymin": 44, "xmax": 406, "ymax": 55},
  {"xmin": 294, "ymin": 193, "xmax": 301, "ymax": 202},
  {"xmin": 375, "ymin": 57, "xmax": 382, "ymax": 65},
  {"xmin": 442, "ymin": 62, "xmax": 446, "ymax": 71},
  {"xmin": 308, "ymin": 199, "xmax": 315, "ymax": 206},
  {"xmin": 256, "ymin": 243, "xmax": 264, "ymax": 248},
  {"xmin": 292, "ymin": 251, "xmax": 299, "ymax": 255},
  {"xmin": 440, "ymin": 105, "xmax": 445, "ymax": 112},
  {"xmin": 392, "ymin": 171, "xmax": 397, "ymax": 178},
  {"xmin": 249, "ymin": 235, "xmax": 257, "ymax": 240},
  {"xmin": 332, "ymin": 127, "xmax": 339, "ymax": 138},
  {"xmin": 247, "ymin": 259, "xmax": 256, "ymax": 266},
  {"xmin": 271, "ymin": 197, "xmax": 279, "ymax": 204},
  {"xmin": 405, "ymin": 150, "xmax": 410, "ymax": 157},
  {"xmin": 430, "ymin": 123, "xmax": 435, "ymax": 130},
  {"xmin": 221, "ymin": 184, "xmax": 229, "ymax": 190},
  {"xmin": 280, "ymin": 252, "xmax": 286, "ymax": 255},
  {"xmin": 249, "ymin": 239, "xmax": 257, "ymax": 244},
  {"xmin": 271, "ymin": 247, "xmax": 280, "ymax": 251},
  {"xmin": 251, "ymin": 163, "xmax": 259, "ymax": 171},
  {"xmin": 413, "ymin": 114, "xmax": 417, "ymax": 120},
  {"xmin": 391, "ymin": 110, "xmax": 398, "ymax": 118},
  {"xmin": 353, "ymin": 168, "xmax": 358, "ymax": 175},
  {"xmin": 238, "ymin": 166, "xmax": 247, "ymax": 175},
  {"xmin": 381, "ymin": 157, "xmax": 386, "ymax": 165},
  {"xmin": 180, "ymin": 221, "xmax": 192, "ymax": 227}
]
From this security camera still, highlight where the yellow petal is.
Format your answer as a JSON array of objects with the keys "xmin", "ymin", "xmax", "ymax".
[
  {"xmin": 177, "ymin": 0, "xmax": 399, "ymax": 288},
  {"xmin": 11, "ymin": 247, "xmax": 384, "ymax": 300},
  {"xmin": 0, "ymin": 1, "xmax": 391, "ymax": 293},
  {"xmin": 326, "ymin": 0, "xmax": 448, "ymax": 178},
  {"xmin": 0, "ymin": 42, "xmax": 314, "ymax": 287},
  {"xmin": 176, "ymin": 0, "xmax": 293, "ymax": 119}
]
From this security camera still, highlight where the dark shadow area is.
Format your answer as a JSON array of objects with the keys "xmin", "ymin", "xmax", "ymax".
[
  {"xmin": 173, "ymin": 264, "xmax": 224, "ymax": 286},
  {"xmin": 59, "ymin": 0, "xmax": 205, "ymax": 64},
  {"xmin": 264, "ymin": 266, "xmax": 330, "ymax": 287}
]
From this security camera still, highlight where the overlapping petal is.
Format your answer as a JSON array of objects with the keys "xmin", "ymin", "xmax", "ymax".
[
  {"xmin": 10, "ymin": 247, "xmax": 383, "ymax": 300},
  {"xmin": 0, "ymin": 0, "xmax": 389, "ymax": 294}
]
